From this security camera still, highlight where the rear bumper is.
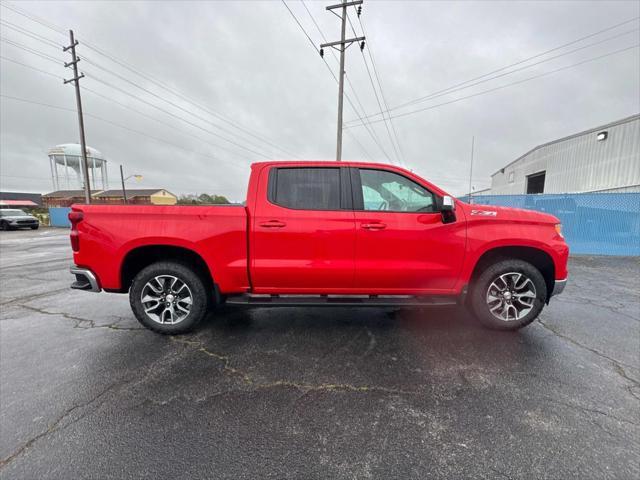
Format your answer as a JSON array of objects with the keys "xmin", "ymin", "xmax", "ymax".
[
  {"xmin": 551, "ymin": 278, "xmax": 567, "ymax": 297},
  {"xmin": 70, "ymin": 266, "xmax": 101, "ymax": 292}
]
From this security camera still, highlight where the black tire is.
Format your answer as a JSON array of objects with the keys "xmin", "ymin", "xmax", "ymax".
[
  {"xmin": 0, "ymin": 221, "xmax": 8, "ymax": 231},
  {"xmin": 31, "ymin": 225, "xmax": 39, "ymax": 230},
  {"xmin": 129, "ymin": 261, "xmax": 209, "ymax": 334},
  {"xmin": 469, "ymin": 259, "xmax": 547, "ymax": 330}
]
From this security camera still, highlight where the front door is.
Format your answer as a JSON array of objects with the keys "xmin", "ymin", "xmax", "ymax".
[
  {"xmin": 351, "ymin": 167, "xmax": 466, "ymax": 293},
  {"xmin": 251, "ymin": 166, "xmax": 356, "ymax": 293}
]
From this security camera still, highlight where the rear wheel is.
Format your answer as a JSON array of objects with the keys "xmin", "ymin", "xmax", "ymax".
[
  {"xmin": 469, "ymin": 259, "xmax": 547, "ymax": 330},
  {"xmin": 129, "ymin": 261, "xmax": 209, "ymax": 334},
  {"xmin": 0, "ymin": 221, "xmax": 9, "ymax": 231},
  {"xmin": 31, "ymin": 225, "xmax": 39, "ymax": 230}
]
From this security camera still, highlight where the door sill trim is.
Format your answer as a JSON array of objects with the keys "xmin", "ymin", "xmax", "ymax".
[{"xmin": 225, "ymin": 293, "xmax": 458, "ymax": 307}]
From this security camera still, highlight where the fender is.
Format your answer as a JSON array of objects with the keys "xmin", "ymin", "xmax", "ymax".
[{"xmin": 455, "ymin": 236, "xmax": 566, "ymax": 293}]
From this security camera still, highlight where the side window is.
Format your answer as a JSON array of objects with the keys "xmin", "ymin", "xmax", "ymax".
[
  {"xmin": 359, "ymin": 169, "xmax": 435, "ymax": 212},
  {"xmin": 270, "ymin": 168, "xmax": 341, "ymax": 210}
]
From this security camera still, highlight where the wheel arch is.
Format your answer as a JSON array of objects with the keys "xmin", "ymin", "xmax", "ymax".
[
  {"xmin": 469, "ymin": 246, "xmax": 555, "ymax": 303},
  {"xmin": 120, "ymin": 244, "xmax": 215, "ymax": 295}
]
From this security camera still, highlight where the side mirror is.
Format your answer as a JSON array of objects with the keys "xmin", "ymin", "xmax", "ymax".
[{"xmin": 441, "ymin": 195, "xmax": 455, "ymax": 212}]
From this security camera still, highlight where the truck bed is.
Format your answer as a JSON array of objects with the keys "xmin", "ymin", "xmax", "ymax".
[{"xmin": 71, "ymin": 204, "xmax": 250, "ymax": 292}]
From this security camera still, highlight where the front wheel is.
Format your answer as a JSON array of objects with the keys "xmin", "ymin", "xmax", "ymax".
[
  {"xmin": 129, "ymin": 261, "xmax": 209, "ymax": 334},
  {"xmin": 469, "ymin": 259, "xmax": 547, "ymax": 330}
]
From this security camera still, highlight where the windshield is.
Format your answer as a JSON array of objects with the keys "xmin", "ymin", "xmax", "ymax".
[{"xmin": 0, "ymin": 209, "xmax": 28, "ymax": 217}]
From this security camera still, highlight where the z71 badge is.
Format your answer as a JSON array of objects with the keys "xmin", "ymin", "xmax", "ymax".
[{"xmin": 471, "ymin": 209, "xmax": 497, "ymax": 216}]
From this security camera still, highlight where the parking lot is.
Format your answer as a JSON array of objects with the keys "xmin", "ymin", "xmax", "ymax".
[{"xmin": 0, "ymin": 227, "xmax": 638, "ymax": 479}]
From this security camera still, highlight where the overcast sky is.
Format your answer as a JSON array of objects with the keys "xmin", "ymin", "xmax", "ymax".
[{"xmin": 1, "ymin": 0, "xmax": 639, "ymax": 199}]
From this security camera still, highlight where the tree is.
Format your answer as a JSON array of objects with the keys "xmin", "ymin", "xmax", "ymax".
[{"xmin": 177, "ymin": 193, "xmax": 230, "ymax": 205}]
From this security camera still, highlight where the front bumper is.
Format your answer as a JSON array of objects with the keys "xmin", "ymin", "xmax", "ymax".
[
  {"xmin": 70, "ymin": 266, "xmax": 101, "ymax": 292},
  {"xmin": 9, "ymin": 220, "xmax": 38, "ymax": 226},
  {"xmin": 551, "ymin": 278, "xmax": 567, "ymax": 297}
]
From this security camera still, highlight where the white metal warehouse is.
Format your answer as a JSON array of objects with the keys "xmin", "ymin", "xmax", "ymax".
[{"xmin": 489, "ymin": 114, "xmax": 640, "ymax": 195}]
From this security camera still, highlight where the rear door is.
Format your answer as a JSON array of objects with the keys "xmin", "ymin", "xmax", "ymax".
[
  {"xmin": 251, "ymin": 166, "xmax": 356, "ymax": 293},
  {"xmin": 351, "ymin": 167, "xmax": 466, "ymax": 293}
]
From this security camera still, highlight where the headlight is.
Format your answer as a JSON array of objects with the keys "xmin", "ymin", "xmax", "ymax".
[{"xmin": 554, "ymin": 223, "xmax": 563, "ymax": 238}]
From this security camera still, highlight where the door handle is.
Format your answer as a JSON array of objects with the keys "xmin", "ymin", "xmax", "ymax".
[
  {"xmin": 259, "ymin": 220, "xmax": 287, "ymax": 228},
  {"xmin": 361, "ymin": 222, "xmax": 386, "ymax": 230}
]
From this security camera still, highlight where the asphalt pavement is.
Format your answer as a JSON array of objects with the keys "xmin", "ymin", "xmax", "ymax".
[{"xmin": 1, "ymin": 228, "xmax": 638, "ymax": 479}]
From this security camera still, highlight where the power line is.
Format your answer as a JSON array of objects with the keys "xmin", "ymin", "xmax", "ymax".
[
  {"xmin": 345, "ymin": 43, "xmax": 640, "ymax": 127},
  {"xmin": 0, "ymin": 18, "xmax": 61, "ymax": 49},
  {"xmin": 300, "ymin": 1, "xmax": 376, "ymax": 140},
  {"xmin": 81, "ymin": 70, "xmax": 265, "ymax": 160},
  {"xmin": 347, "ymin": 15, "xmax": 640, "ymax": 125},
  {"xmin": 346, "ymin": 9, "xmax": 402, "ymax": 165},
  {"xmin": 0, "ymin": 173, "xmax": 146, "ymax": 190},
  {"xmin": 0, "ymin": 3, "xmax": 67, "ymax": 35},
  {"xmin": 77, "ymin": 58, "xmax": 272, "ymax": 158},
  {"xmin": 78, "ymin": 57, "xmax": 271, "ymax": 159},
  {"xmin": 0, "ymin": 55, "xmax": 63, "ymax": 79},
  {"xmin": 346, "ymin": 26, "xmax": 639, "ymax": 126},
  {"xmin": 0, "ymin": 53, "xmax": 257, "ymax": 165},
  {"xmin": 0, "ymin": 36, "xmax": 63, "ymax": 64},
  {"xmin": 282, "ymin": 0, "xmax": 390, "ymax": 161},
  {"xmin": 5, "ymin": 0, "xmax": 377, "ymax": 164},
  {"xmin": 79, "ymin": 46, "xmax": 298, "ymax": 159},
  {"xmin": 352, "ymin": 6, "xmax": 405, "ymax": 163},
  {"xmin": 283, "ymin": 0, "xmax": 378, "ymax": 161},
  {"xmin": 317, "ymin": 0, "xmax": 367, "ymax": 161},
  {"xmin": 0, "ymin": 37, "xmax": 270, "ymax": 160},
  {"xmin": 0, "ymin": 94, "xmax": 246, "ymax": 171},
  {"xmin": 0, "ymin": 44, "xmax": 263, "ymax": 163},
  {"xmin": 1, "ymin": 2, "xmax": 299, "ymax": 159},
  {"xmin": 401, "ymin": 16, "xmax": 640, "ymax": 110},
  {"xmin": 0, "ymin": 56, "xmax": 254, "ymax": 167},
  {"xmin": 81, "ymin": 83, "xmax": 255, "ymax": 163},
  {"xmin": 299, "ymin": 0, "xmax": 378, "ymax": 162}
]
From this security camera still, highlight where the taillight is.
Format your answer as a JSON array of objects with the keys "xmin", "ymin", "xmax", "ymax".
[{"xmin": 69, "ymin": 211, "xmax": 83, "ymax": 252}]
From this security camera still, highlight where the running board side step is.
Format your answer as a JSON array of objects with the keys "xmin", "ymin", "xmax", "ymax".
[{"xmin": 225, "ymin": 294, "xmax": 458, "ymax": 307}]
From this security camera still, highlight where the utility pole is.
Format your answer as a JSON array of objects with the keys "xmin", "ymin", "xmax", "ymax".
[
  {"xmin": 320, "ymin": 0, "xmax": 365, "ymax": 161},
  {"xmin": 63, "ymin": 29, "xmax": 91, "ymax": 204},
  {"xmin": 120, "ymin": 165, "xmax": 127, "ymax": 204},
  {"xmin": 468, "ymin": 136, "xmax": 475, "ymax": 204}
]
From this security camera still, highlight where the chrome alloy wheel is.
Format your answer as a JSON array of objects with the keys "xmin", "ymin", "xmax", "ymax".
[
  {"xmin": 140, "ymin": 275, "xmax": 193, "ymax": 325},
  {"xmin": 486, "ymin": 272, "xmax": 537, "ymax": 322}
]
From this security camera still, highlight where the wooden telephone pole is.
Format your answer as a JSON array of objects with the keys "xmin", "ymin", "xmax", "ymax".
[
  {"xmin": 63, "ymin": 30, "xmax": 92, "ymax": 203},
  {"xmin": 320, "ymin": 0, "xmax": 365, "ymax": 161}
]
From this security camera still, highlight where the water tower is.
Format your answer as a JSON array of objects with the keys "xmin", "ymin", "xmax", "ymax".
[{"xmin": 48, "ymin": 143, "xmax": 108, "ymax": 191}]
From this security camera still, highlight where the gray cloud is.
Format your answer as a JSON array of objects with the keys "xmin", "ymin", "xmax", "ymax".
[{"xmin": 1, "ymin": 0, "xmax": 639, "ymax": 200}]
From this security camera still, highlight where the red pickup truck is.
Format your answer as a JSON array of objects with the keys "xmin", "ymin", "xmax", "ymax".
[{"xmin": 69, "ymin": 161, "xmax": 568, "ymax": 334}]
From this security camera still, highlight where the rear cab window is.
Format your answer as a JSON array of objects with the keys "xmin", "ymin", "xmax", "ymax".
[{"xmin": 268, "ymin": 167, "xmax": 351, "ymax": 211}]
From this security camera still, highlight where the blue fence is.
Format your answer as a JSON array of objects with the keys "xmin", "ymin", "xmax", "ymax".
[
  {"xmin": 48, "ymin": 207, "xmax": 71, "ymax": 227},
  {"xmin": 464, "ymin": 193, "xmax": 640, "ymax": 256}
]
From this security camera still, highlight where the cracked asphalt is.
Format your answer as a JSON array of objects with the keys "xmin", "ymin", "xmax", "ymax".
[{"xmin": 1, "ymin": 228, "xmax": 638, "ymax": 479}]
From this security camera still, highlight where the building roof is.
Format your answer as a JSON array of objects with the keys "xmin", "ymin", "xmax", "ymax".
[
  {"xmin": 93, "ymin": 189, "xmax": 175, "ymax": 198},
  {"xmin": 0, "ymin": 192, "xmax": 43, "ymax": 206},
  {"xmin": 491, "ymin": 114, "xmax": 640, "ymax": 177},
  {"xmin": 43, "ymin": 190, "xmax": 89, "ymax": 198},
  {"xmin": 0, "ymin": 200, "xmax": 39, "ymax": 206},
  {"xmin": 43, "ymin": 189, "xmax": 176, "ymax": 199}
]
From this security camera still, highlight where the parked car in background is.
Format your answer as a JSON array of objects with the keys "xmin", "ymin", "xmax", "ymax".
[
  {"xmin": 0, "ymin": 209, "xmax": 39, "ymax": 230},
  {"xmin": 68, "ymin": 161, "xmax": 569, "ymax": 334}
]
